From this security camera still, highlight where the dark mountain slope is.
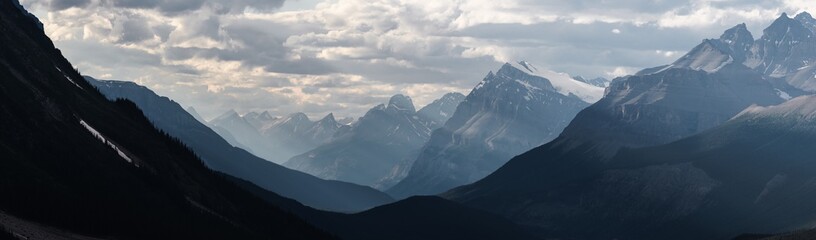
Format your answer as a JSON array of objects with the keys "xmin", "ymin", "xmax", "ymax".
[
  {"xmin": 443, "ymin": 19, "xmax": 813, "ymax": 240},
  {"xmin": 228, "ymin": 177, "xmax": 538, "ymax": 240},
  {"xmin": 0, "ymin": 228, "xmax": 13, "ymax": 240},
  {"xmin": 0, "ymin": 1, "xmax": 330, "ymax": 239},
  {"xmin": 446, "ymin": 96, "xmax": 816, "ymax": 239},
  {"xmin": 86, "ymin": 78, "xmax": 393, "ymax": 213},
  {"xmin": 317, "ymin": 196, "xmax": 539, "ymax": 240}
]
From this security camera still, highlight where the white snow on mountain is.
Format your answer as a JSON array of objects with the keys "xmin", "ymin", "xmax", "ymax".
[
  {"xmin": 79, "ymin": 119, "xmax": 136, "ymax": 165},
  {"xmin": 508, "ymin": 61, "xmax": 605, "ymax": 103}
]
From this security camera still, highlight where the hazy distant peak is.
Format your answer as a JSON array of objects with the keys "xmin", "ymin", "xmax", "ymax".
[
  {"xmin": 186, "ymin": 106, "xmax": 207, "ymax": 123},
  {"xmin": 214, "ymin": 109, "xmax": 240, "ymax": 121},
  {"xmin": 259, "ymin": 111, "xmax": 277, "ymax": 121},
  {"xmin": 317, "ymin": 113, "xmax": 338, "ymax": 124},
  {"xmin": 388, "ymin": 94, "xmax": 416, "ymax": 112},
  {"xmin": 441, "ymin": 92, "xmax": 465, "ymax": 101},
  {"xmin": 286, "ymin": 112, "xmax": 310, "ymax": 122}
]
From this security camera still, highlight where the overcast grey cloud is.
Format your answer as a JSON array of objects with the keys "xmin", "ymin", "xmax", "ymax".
[{"xmin": 17, "ymin": 0, "xmax": 816, "ymax": 119}]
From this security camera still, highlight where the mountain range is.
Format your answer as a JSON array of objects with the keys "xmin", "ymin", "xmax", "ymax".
[
  {"xmin": 85, "ymin": 77, "xmax": 393, "ymax": 212},
  {"xmin": 388, "ymin": 61, "xmax": 604, "ymax": 198},
  {"xmin": 209, "ymin": 109, "xmax": 345, "ymax": 164},
  {"xmin": 10, "ymin": 0, "xmax": 816, "ymax": 239},
  {"xmin": 443, "ymin": 12, "xmax": 816, "ymax": 239},
  {"xmin": 284, "ymin": 93, "xmax": 465, "ymax": 190},
  {"xmin": 0, "ymin": 2, "xmax": 539, "ymax": 240},
  {"xmin": 0, "ymin": 2, "xmax": 331, "ymax": 238}
]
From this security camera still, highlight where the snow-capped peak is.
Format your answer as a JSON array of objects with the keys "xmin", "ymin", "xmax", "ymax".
[{"xmin": 507, "ymin": 61, "xmax": 605, "ymax": 103}]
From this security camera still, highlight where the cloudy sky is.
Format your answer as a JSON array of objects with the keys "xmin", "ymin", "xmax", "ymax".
[{"xmin": 19, "ymin": 0, "xmax": 815, "ymax": 120}]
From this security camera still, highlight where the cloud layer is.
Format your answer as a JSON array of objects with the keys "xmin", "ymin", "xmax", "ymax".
[{"xmin": 19, "ymin": 0, "xmax": 816, "ymax": 119}]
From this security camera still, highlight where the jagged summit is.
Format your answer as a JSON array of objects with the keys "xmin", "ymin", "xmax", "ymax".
[
  {"xmin": 719, "ymin": 23, "xmax": 753, "ymax": 44},
  {"xmin": 762, "ymin": 12, "xmax": 810, "ymax": 38},
  {"xmin": 671, "ymin": 23, "xmax": 757, "ymax": 72}
]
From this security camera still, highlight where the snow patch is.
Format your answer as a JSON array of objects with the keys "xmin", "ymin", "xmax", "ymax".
[
  {"xmin": 775, "ymin": 88, "xmax": 792, "ymax": 100},
  {"xmin": 79, "ymin": 119, "xmax": 136, "ymax": 165},
  {"xmin": 508, "ymin": 61, "xmax": 604, "ymax": 103},
  {"xmin": 55, "ymin": 67, "xmax": 83, "ymax": 89}
]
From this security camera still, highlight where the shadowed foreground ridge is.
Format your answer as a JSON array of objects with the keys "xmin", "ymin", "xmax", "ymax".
[{"xmin": 0, "ymin": 1, "xmax": 331, "ymax": 239}]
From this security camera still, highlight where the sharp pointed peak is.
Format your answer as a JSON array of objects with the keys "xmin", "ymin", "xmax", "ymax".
[
  {"xmin": 719, "ymin": 23, "xmax": 754, "ymax": 42},
  {"xmin": 766, "ymin": 12, "xmax": 794, "ymax": 27},
  {"xmin": 763, "ymin": 11, "xmax": 811, "ymax": 37},
  {"xmin": 318, "ymin": 113, "xmax": 338, "ymax": 123}
]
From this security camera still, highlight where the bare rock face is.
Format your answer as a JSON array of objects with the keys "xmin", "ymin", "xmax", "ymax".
[
  {"xmin": 747, "ymin": 13, "xmax": 816, "ymax": 91},
  {"xmin": 388, "ymin": 62, "xmax": 599, "ymax": 199}
]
